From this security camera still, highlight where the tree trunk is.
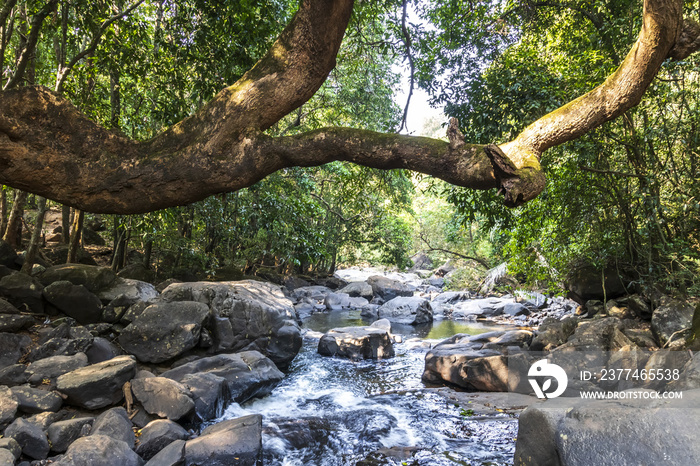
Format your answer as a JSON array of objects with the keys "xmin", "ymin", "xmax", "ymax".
[
  {"xmin": 143, "ymin": 239, "xmax": 153, "ymax": 269},
  {"xmin": 111, "ymin": 216, "xmax": 129, "ymax": 271},
  {"xmin": 0, "ymin": 187, "xmax": 7, "ymax": 237},
  {"xmin": 3, "ymin": 190, "xmax": 26, "ymax": 247},
  {"xmin": 20, "ymin": 196, "xmax": 47, "ymax": 274},
  {"xmin": 61, "ymin": 205, "xmax": 70, "ymax": 243},
  {"xmin": 67, "ymin": 209, "xmax": 84, "ymax": 263}
]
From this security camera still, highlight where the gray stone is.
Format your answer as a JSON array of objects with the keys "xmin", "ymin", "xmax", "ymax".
[
  {"xmin": 0, "ymin": 448, "xmax": 13, "ymax": 466},
  {"xmin": 377, "ymin": 296, "xmax": 433, "ymax": 325},
  {"xmin": 566, "ymin": 264, "xmax": 628, "ymax": 302},
  {"xmin": 367, "ymin": 275, "xmax": 413, "ymax": 301},
  {"xmin": 42, "ymin": 281, "xmax": 103, "ymax": 324},
  {"xmin": 161, "ymin": 351, "xmax": 283, "ymax": 406},
  {"xmin": 10, "ymin": 386, "xmax": 62, "ymax": 413},
  {"xmin": 56, "ymin": 355, "xmax": 137, "ymax": 409},
  {"xmin": 38, "ymin": 264, "xmax": 118, "ymax": 293},
  {"xmin": 131, "ymin": 377, "xmax": 195, "ymax": 421},
  {"xmin": 370, "ymin": 318, "xmax": 391, "ymax": 332},
  {"xmin": 0, "ymin": 314, "xmax": 34, "ymax": 332},
  {"xmin": 86, "ymin": 337, "xmax": 121, "ymax": 364},
  {"xmin": 47, "ymin": 417, "xmax": 94, "ymax": 453},
  {"xmin": 0, "ymin": 438, "xmax": 21, "ymax": 460},
  {"xmin": 102, "ymin": 294, "xmax": 138, "ymax": 324},
  {"xmin": 27, "ymin": 352, "xmax": 89, "ymax": 385},
  {"xmin": 318, "ymin": 326, "xmax": 394, "ymax": 360},
  {"xmin": 324, "ymin": 292, "xmax": 350, "ymax": 310},
  {"xmin": 339, "ymin": 282, "xmax": 374, "ymax": 300},
  {"xmin": 0, "ymin": 240, "xmax": 17, "ymax": 269},
  {"xmin": 135, "ymin": 420, "xmax": 189, "ymax": 461},
  {"xmin": 0, "ymin": 386, "xmax": 18, "ymax": 429},
  {"xmin": 502, "ymin": 302, "xmax": 530, "ymax": 316},
  {"xmin": 90, "ymin": 407, "xmax": 135, "ymax": 449},
  {"xmin": 185, "ymin": 415, "xmax": 262, "ymax": 466},
  {"xmin": 431, "ymin": 291, "xmax": 472, "ymax": 305},
  {"xmin": 0, "ymin": 273, "xmax": 44, "ymax": 314},
  {"xmin": 530, "ymin": 316, "xmax": 579, "ymax": 351},
  {"xmin": 628, "ymin": 294, "xmax": 652, "ymax": 320},
  {"xmin": 0, "ymin": 364, "xmax": 27, "ymax": 386},
  {"xmin": 177, "ymin": 373, "xmax": 227, "ymax": 421},
  {"xmin": 651, "ymin": 297, "xmax": 694, "ymax": 347},
  {"xmin": 145, "ymin": 439, "xmax": 185, "ymax": 466},
  {"xmin": 119, "ymin": 301, "xmax": 210, "ymax": 363},
  {"xmin": 96, "ymin": 277, "xmax": 158, "ymax": 303},
  {"xmin": 160, "ymin": 280, "xmax": 302, "ymax": 369},
  {"xmin": 27, "ymin": 337, "xmax": 92, "ymax": 362},
  {"xmin": 0, "ymin": 299, "xmax": 19, "ymax": 315},
  {"xmin": 4, "ymin": 417, "xmax": 49, "ymax": 460},
  {"xmin": 0, "ymin": 333, "xmax": 31, "ymax": 369},
  {"xmin": 53, "ymin": 435, "xmax": 144, "ymax": 466}
]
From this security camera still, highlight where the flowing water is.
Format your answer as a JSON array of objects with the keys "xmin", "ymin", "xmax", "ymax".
[{"xmin": 218, "ymin": 309, "xmax": 519, "ymax": 466}]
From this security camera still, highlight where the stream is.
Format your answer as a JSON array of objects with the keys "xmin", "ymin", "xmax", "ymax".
[{"xmin": 216, "ymin": 309, "xmax": 520, "ymax": 466}]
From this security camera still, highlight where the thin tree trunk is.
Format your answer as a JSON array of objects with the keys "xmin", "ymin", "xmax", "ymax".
[
  {"xmin": 20, "ymin": 196, "xmax": 47, "ymax": 274},
  {"xmin": 143, "ymin": 239, "xmax": 153, "ymax": 269},
  {"xmin": 61, "ymin": 205, "xmax": 70, "ymax": 243},
  {"xmin": 0, "ymin": 187, "xmax": 7, "ymax": 237},
  {"xmin": 67, "ymin": 209, "xmax": 84, "ymax": 263},
  {"xmin": 3, "ymin": 190, "xmax": 26, "ymax": 247}
]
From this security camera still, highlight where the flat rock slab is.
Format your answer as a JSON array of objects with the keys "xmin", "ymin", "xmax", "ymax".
[
  {"xmin": 131, "ymin": 377, "xmax": 195, "ymax": 421},
  {"xmin": 318, "ymin": 326, "xmax": 394, "ymax": 360},
  {"xmin": 56, "ymin": 355, "xmax": 137, "ymax": 409},
  {"xmin": 185, "ymin": 414, "xmax": 263, "ymax": 466},
  {"xmin": 38, "ymin": 264, "xmax": 118, "ymax": 293}
]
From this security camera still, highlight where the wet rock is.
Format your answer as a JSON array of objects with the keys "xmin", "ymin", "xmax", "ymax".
[
  {"xmin": 27, "ymin": 353, "xmax": 89, "ymax": 385},
  {"xmin": 651, "ymin": 297, "xmax": 694, "ymax": 347},
  {"xmin": 135, "ymin": 420, "xmax": 189, "ymax": 461},
  {"xmin": 263, "ymin": 417, "xmax": 333, "ymax": 450},
  {"xmin": 38, "ymin": 264, "xmax": 118, "ymax": 293},
  {"xmin": 53, "ymin": 435, "xmax": 144, "ymax": 466},
  {"xmin": 184, "ymin": 414, "xmax": 262, "ymax": 466},
  {"xmin": 4, "ymin": 417, "xmax": 49, "ymax": 460},
  {"xmin": 118, "ymin": 301, "xmax": 210, "ymax": 363},
  {"xmin": 339, "ymin": 282, "xmax": 374, "ymax": 300},
  {"xmin": 90, "ymin": 407, "xmax": 135, "ymax": 449},
  {"xmin": 56, "ymin": 355, "xmax": 137, "ymax": 409},
  {"xmin": 46, "ymin": 417, "xmax": 94, "ymax": 453},
  {"xmin": 42, "ymin": 281, "xmax": 103, "ymax": 324},
  {"xmin": 0, "ymin": 333, "xmax": 31, "ymax": 369},
  {"xmin": 131, "ymin": 377, "xmax": 195, "ymax": 421},
  {"xmin": 0, "ymin": 386, "xmax": 18, "ymax": 429},
  {"xmin": 0, "ymin": 438, "xmax": 21, "ymax": 461},
  {"xmin": 0, "ymin": 365, "xmax": 29, "ymax": 387},
  {"xmin": 27, "ymin": 337, "xmax": 93, "ymax": 362},
  {"xmin": 144, "ymin": 438, "xmax": 185, "ymax": 466},
  {"xmin": 377, "ymin": 296, "xmax": 433, "ymax": 325},
  {"xmin": 318, "ymin": 326, "xmax": 394, "ymax": 360},
  {"xmin": 160, "ymin": 280, "xmax": 302, "ymax": 369},
  {"xmin": 10, "ymin": 386, "xmax": 62, "ymax": 413},
  {"xmin": 367, "ymin": 275, "xmax": 413, "ymax": 301},
  {"xmin": 161, "ymin": 351, "xmax": 283, "ymax": 406},
  {"xmin": 96, "ymin": 277, "xmax": 158, "ymax": 303},
  {"xmin": 0, "ymin": 314, "xmax": 34, "ymax": 332},
  {"xmin": 0, "ymin": 273, "xmax": 44, "ymax": 314}
]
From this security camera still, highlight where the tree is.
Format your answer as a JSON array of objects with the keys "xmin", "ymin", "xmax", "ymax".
[{"xmin": 0, "ymin": 0, "xmax": 698, "ymax": 215}]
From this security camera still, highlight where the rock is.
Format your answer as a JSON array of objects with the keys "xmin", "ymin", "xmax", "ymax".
[
  {"xmin": 451, "ymin": 297, "xmax": 510, "ymax": 319},
  {"xmin": 324, "ymin": 292, "xmax": 350, "ymax": 310},
  {"xmin": 377, "ymin": 296, "xmax": 433, "ymax": 325},
  {"xmin": 10, "ymin": 386, "xmax": 63, "ymax": 413},
  {"xmin": 530, "ymin": 316, "xmax": 579, "ymax": 351},
  {"xmin": 318, "ymin": 326, "xmax": 394, "ymax": 359},
  {"xmin": 81, "ymin": 226, "xmax": 106, "ymax": 246},
  {"xmin": 370, "ymin": 318, "xmax": 391, "ymax": 332},
  {"xmin": 557, "ymin": 317, "xmax": 623, "ymax": 351},
  {"xmin": 117, "ymin": 263, "xmax": 155, "ymax": 283},
  {"xmin": 118, "ymin": 301, "xmax": 210, "ymax": 363},
  {"xmin": 90, "ymin": 407, "xmax": 135, "ymax": 449},
  {"xmin": 0, "ymin": 240, "xmax": 18, "ymax": 269},
  {"xmin": 427, "ymin": 277, "xmax": 445, "ymax": 288},
  {"xmin": 161, "ymin": 351, "xmax": 283, "ymax": 406},
  {"xmin": 56, "ymin": 355, "xmax": 137, "ymax": 409},
  {"xmin": 0, "ymin": 313, "xmax": 34, "ymax": 332},
  {"xmin": 651, "ymin": 297, "xmax": 694, "ymax": 347},
  {"xmin": 0, "ymin": 365, "xmax": 29, "ymax": 387},
  {"xmin": 177, "ymin": 372, "xmax": 227, "ymax": 421},
  {"xmin": 86, "ymin": 337, "xmax": 121, "ymax": 364},
  {"xmin": 0, "ymin": 273, "xmax": 44, "ymax": 314},
  {"xmin": 0, "ymin": 438, "xmax": 21, "ymax": 460},
  {"xmin": 131, "ymin": 377, "xmax": 195, "ymax": 421},
  {"xmin": 96, "ymin": 277, "xmax": 158, "ymax": 303},
  {"xmin": 0, "ymin": 333, "xmax": 31, "ymax": 369},
  {"xmin": 367, "ymin": 275, "xmax": 413, "ymax": 301},
  {"xmin": 409, "ymin": 252, "xmax": 433, "ymax": 271},
  {"xmin": 135, "ymin": 420, "xmax": 189, "ymax": 461},
  {"xmin": 502, "ymin": 302, "xmax": 530, "ymax": 316},
  {"xmin": 282, "ymin": 276, "xmax": 310, "ymax": 291},
  {"xmin": 628, "ymin": 294, "xmax": 652, "ymax": 320},
  {"xmin": 38, "ymin": 264, "xmax": 118, "ymax": 293},
  {"xmin": 481, "ymin": 330, "xmax": 534, "ymax": 350},
  {"xmin": 160, "ymin": 280, "xmax": 302, "ymax": 369},
  {"xmin": 27, "ymin": 352, "xmax": 89, "ymax": 385},
  {"xmin": 566, "ymin": 264, "xmax": 628, "ymax": 302},
  {"xmin": 0, "ymin": 448, "xmax": 13, "ymax": 466},
  {"xmin": 145, "ymin": 438, "xmax": 185, "ymax": 466},
  {"xmin": 184, "ymin": 414, "xmax": 262, "ymax": 466},
  {"xmin": 434, "ymin": 261, "xmax": 456, "ymax": 277},
  {"xmin": 339, "ymin": 282, "xmax": 374, "ymax": 300},
  {"xmin": 432, "ymin": 291, "xmax": 473, "ymax": 305},
  {"xmin": 53, "ymin": 435, "xmax": 144, "ymax": 466},
  {"xmin": 27, "ymin": 337, "xmax": 93, "ymax": 362},
  {"xmin": 514, "ymin": 390, "xmax": 700, "ymax": 466},
  {"xmin": 0, "ymin": 386, "xmax": 18, "ymax": 429},
  {"xmin": 4, "ymin": 417, "xmax": 50, "ymax": 460},
  {"xmin": 42, "ymin": 281, "xmax": 103, "ymax": 324},
  {"xmin": 622, "ymin": 327, "xmax": 658, "ymax": 348},
  {"xmin": 0, "ymin": 298, "xmax": 19, "ymax": 314},
  {"xmin": 102, "ymin": 294, "xmax": 137, "ymax": 323},
  {"xmin": 47, "ymin": 417, "xmax": 94, "ymax": 453}
]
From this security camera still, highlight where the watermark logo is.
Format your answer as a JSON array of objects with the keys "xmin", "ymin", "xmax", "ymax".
[{"xmin": 528, "ymin": 359, "xmax": 568, "ymax": 399}]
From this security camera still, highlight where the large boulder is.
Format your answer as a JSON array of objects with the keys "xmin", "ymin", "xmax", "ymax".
[
  {"xmin": 56, "ymin": 355, "xmax": 137, "ymax": 409},
  {"xmin": 131, "ymin": 377, "xmax": 195, "ymax": 421},
  {"xmin": 377, "ymin": 296, "xmax": 433, "ymax": 325},
  {"xmin": 566, "ymin": 264, "xmax": 628, "ymax": 303},
  {"xmin": 339, "ymin": 282, "xmax": 374, "ymax": 300},
  {"xmin": 161, "ymin": 351, "xmax": 283, "ymax": 406},
  {"xmin": 47, "ymin": 417, "xmax": 95, "ymax": 453},
  {"xmin": 53, "ymin": 435, "xmax": 144, "ymax": 466},
  {"xmin": 184, "ymin": 414, "xmax": 263, "ymax": 466},
  {"xmin": 38, "ymin": 264, "xmax": 118, "ymax": 293},
  {"xmin": 0, "ymin": 273, "xmax": 44, "ymax": 313},
  {"xmin": 90, "ymin": 407, "xmax": 135, "ymax": 449},
  {"xmin": 119, "ymin": 301, "xmax": 210, "ymax": 363},
  {"xmin": 514, "ymin": 390, "xmax": 700, "ymax": 466},
  {"xmin": 318, "ymin": 326, "xmax": 394, "ymax": 360},
  {"xmin": 160, "ymin": 280, "xmax": 302, "ymax": 369},
  {"xmin": 451, "ymin": 297, "xmax": 512, "ymax": 319},
  {"xmin": 96, "ymin": 277, "xmax": 158, "ymax": 303},
  {"xmin": 0, "ymin": 240, "xmax": 18, "ymax": 269},
  {"xmin": 135, "ymin": 419, "xmax": 189, "ymax": 461},
  {"xmin": 367, "ymin": 275, "xmax": 413, "ymax": 301},
  {"xmin": 651, "ymin": 297, "xmax": 694, "ymax": 347},
  {"xmin": 42, "ymin": 281, "xmax": 103, "ymax": 324},
  {"xmin": 4, "ymin": 417, "xmax": 50, "ymax": 460}
]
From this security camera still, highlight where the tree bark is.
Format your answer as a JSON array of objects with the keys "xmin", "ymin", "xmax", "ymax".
[
  {"xmin": 0, "ymin": 0, "xmax": 692, "ymax": 213},
  {"xmin": 61, "ymin": 205, "xmax": 70, "ymax": 243},
  {"xmin": 20, "ymin": 196, "xmax": 47, "ymax": 274},
  {"xmin": 0, "ymin": 187, "xmax": 7, "ymax": 237},
  {"xmin": 67, "ymin": 209, "xmax": 84, "ymax": 263},
  {"xmin": 3, "ymin": 190, "xmax": 26, "ymax": 247}
]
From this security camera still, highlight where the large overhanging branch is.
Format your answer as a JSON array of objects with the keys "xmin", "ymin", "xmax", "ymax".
[{"xmin": 0, "ymin": 0, "xmax": 693, "ymax": 213}]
